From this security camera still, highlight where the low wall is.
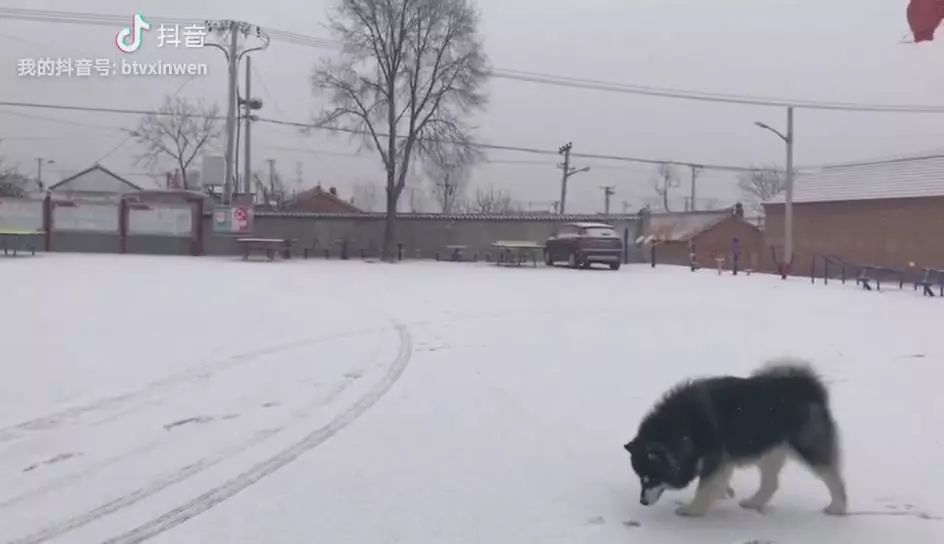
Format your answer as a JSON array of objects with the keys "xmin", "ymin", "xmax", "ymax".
[{"xmin": 205, "ymin": 212, "xmax": 644, "ymax": 261}]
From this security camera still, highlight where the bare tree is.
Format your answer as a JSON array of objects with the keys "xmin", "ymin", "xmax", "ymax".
[
  {"xmin": 738, "ymin": 166, "xmax": 785, "ymax": 212},
  {"xmin": 461, "ymin": 185, "xmax": 516, "ymax": 214},
  {"xmin": 130, "ymin": 95, "xmax": 221, "ymax": 190},
  {"xmin": 311, "ymin": 0, "xmax": 489, "ymax": 260},
  {"xmin": 0, "ymin": 170, "xmax": 28, "ymax": 198},
  {"xmin": 652, "ymin": 162, "xmax": 680, "ymax": 212},
  {"xmin": 0, "ymin": 148, "xmax": 28, "ymax": 197},
  {"xmin": 427, "ymin": 160, "xmax": 470, "ymax": 213}
]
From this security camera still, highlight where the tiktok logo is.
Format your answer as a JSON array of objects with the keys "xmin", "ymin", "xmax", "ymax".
[{"xmin": 115, "ymin": 13, "xmax": 150, "ymax": 53}]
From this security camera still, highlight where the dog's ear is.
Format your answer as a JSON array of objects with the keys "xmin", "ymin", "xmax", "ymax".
[{"xmin": 623, "ymin": 439, "xmax": 637, "ymax": 453}]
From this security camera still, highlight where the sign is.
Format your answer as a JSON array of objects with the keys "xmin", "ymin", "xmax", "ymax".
[{"xmin": 212, "ymin": 205, "xmax": 253, "ymax": 234}]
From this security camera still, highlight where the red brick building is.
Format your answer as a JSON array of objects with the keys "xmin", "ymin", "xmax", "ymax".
[
  {"xmin": 763, "ymin": 156, "xmax": 944, "ymax": 277},
  {"xmin": 281, "ymin": 186, "xmax": 362, "ymax": 214},
  {"xmin": 641, "ymin": 209, "xmax": 763, "ymax": 270}
]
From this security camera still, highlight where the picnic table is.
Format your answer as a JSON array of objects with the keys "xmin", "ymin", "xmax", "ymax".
[
  {"xmin": 236, "ymin": 238, "xmax": 295, "ymax": 261},
  {"xmin": 1, "ymin": 229, "xmax": 44, "ymax": 256},
  {"xmin": 444, "ymin": 245, "xmax": 467, "ymax": 262},
  {"xmin": 492, "ymin": 240, "xmax": 544, "ymax": 268},
  {"xmin": 915, "ymin": 267, "xmax": 944, "ymax": 297}
]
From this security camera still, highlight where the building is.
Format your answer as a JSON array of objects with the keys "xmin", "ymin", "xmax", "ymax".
[
  {"xmin": 640, "ymin": 207, "xmax": 763, "ymax": 269},
  {"xmin": 763, "ymin": 155, "xmax": 944, "ymax": 277},
  {"xmin": 281, "ymin": 185, "xmax": 362, "ymax": 214},
  {"xmin": 48, "ymin": 164, "xmax": 142, "ymax": 196}
]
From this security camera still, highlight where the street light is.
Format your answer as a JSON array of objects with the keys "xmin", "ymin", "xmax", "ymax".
[
  {"xmin": 36, "ymin": 157, "xmax": 54, "ymax": 190},
  {"xmin": 754, "ymin": 106, "xmax": 794, "ymax": 279}
]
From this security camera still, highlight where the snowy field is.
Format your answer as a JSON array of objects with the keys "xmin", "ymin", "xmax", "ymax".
[{"xmin": 1, "ymin": 254, "xmax": 942, "ymax": 544}]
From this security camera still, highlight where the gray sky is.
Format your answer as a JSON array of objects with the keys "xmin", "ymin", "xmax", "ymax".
[{"xmin": 1, "ymin": 0, "xmax": 943, "ymax": 213}]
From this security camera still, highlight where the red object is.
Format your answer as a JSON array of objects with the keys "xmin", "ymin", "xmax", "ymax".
[{"xmin": 908, "ymin": 0, "xmax": 944, "ymax": 42}]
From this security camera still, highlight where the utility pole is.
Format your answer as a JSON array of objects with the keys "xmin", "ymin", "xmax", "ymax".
[
  {"xmin": 557, "ymin": 142, "xmax": 590, "ymax": 215},
  {"xmin": 689, "ymin": 164, "xmax": 702, "ymax": 212},
  {"xmin": 36, "ymin": 157, "xmax": 53, "ymax": 190},
  {"xmin": 601, "ymin": 185, "xmax": 615, "ymax": 215},
  {"xmin": 205, "ymin": 20, "xmax": 270, "ymax": 204},
  {"xmin": 222, "ymin": 24, "xmax": 239, "ymax": 204},
  {"xmin": 243, "ymin": 55, "xmax": 252, "ymax": 196},
  {"xmin": 753, "ymin": 106, "xmax": 794, "ymax": 278},
  {"xmin": 784, "ymin": 106, "xmax": 795, "ymax": 276},
  {"xmin": 622, "ymin": 200, "xmax": 630, "ymax": 214},
  {"xmin": 266, "ymin": 158, "xmax": 276, "ymax": 189}
]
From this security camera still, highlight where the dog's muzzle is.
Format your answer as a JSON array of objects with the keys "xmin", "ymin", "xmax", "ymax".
[{"xmin": 640, "ymin": 485, "xmax": 666, "ymax": 506}]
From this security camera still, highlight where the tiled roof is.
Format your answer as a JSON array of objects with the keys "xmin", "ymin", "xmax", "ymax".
[
  {"xmin": 645, "ymin": 211, "xmax": 738, "ymax": 242},
  {"xmin": 765, "ymin": 155, "xmax": 944, "ymax": 204}
]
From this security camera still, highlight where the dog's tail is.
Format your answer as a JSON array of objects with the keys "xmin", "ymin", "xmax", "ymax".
[{"xmin": 752, "ymin": 357, "xmax": 830, "ymax": 403}]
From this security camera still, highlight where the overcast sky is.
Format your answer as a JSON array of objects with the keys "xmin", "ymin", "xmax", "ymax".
[{"xmin": 1, "ymin": 0, "xmax": 943, "ymax": 213}]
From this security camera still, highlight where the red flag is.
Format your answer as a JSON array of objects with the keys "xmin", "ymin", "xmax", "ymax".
[{"xmin": 908, "ymin": 0, "xmax": 944, "ymax": 42}]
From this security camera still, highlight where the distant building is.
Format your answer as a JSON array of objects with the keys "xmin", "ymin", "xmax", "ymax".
[
  {"xmin": 48, "ymin": 164, "xmax": 141, "ymax": 196},
  {"xmin": 640, "ymin": 208, "xmax": 763, "ymax": 269},
  {"xmin": 763, "ymin": 155, "xmax": 944, "ymax": 276},
  {"xmin": 281, "ymin": 185, "xmax": 362, "ymax": 214}
]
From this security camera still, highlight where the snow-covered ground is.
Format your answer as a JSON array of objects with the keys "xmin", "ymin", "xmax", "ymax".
[{"xmin": 1, "ymin": 254, "xmax": 942, "ymax": 544}]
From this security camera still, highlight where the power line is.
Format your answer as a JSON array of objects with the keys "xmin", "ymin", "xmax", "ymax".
[
  {"xmin": 5, "ymin": 7, "xmax": 944, "ymax": 113},
  {"xmin": 5, "ymin": 98, "xmax": 940, "ymax": 174}
]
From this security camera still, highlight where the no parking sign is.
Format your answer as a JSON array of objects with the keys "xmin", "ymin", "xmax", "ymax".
[{"xmin": 213, "ymin": 205, "xmax": 254, "ymax": 234}]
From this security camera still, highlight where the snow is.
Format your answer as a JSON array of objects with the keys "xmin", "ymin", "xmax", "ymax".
[{"xmin": 1, "ymin": 254, "xmax": 942, "ymax": 543}]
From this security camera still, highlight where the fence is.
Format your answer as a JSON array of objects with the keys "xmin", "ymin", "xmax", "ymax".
[
  {"xmin": 202, "ymin": 212, "xmax": 643, "ymax": 262},
  {"xmin": 1, "ymin": 197, "xmax": 642, "ymax": 262},
  {"xmin": 0, "ymin": 194, "xmax": 204, "ymax": 254}
]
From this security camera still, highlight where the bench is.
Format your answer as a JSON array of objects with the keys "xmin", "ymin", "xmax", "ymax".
[
  {"xmin": 856, "ymin": 265, "xmax": 904, "ymax": 291},
  {"xmin": 492, "ymin": 241, "xmax": 544, "ymax": 268},
  {"xmin": 237, "ymin": 238, "xmax": 295, "ymax": 261},
  {"xmin": 436, "ymin": 245, "xmax": 467, "ymax": 262},
  {"xmin": 0, "ymin": 230, "xmax": 43, "ymax": 256},
  {"xmin": 915, "ymin": 267, "xmax": 944, "ymax": 297}
]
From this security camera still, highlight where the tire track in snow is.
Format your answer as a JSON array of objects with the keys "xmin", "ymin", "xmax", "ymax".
[
  {"xmin": 3, "ymin": 327, "xmax": 390, "ymax": 544},
  {"xmin": 0, "ymin": 326, "xmax": 387, "ymax": 443},
  {"xmin": 99, "ymin": 323, "xmax": 412, "ymax": 544}
]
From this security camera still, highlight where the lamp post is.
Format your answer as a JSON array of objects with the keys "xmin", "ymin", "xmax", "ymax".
[
  {"xmin": 36, "ymin": 157, "xmax": 54, "ymax": 190},
  {"xmin": 754, "ymin": 106, "xmax": 794, "ymax": 279}
]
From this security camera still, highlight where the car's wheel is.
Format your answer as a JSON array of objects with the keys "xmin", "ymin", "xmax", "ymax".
[
  {"xmin": 544, "ymin": 250, "xmax": 554, "ymax": 266},
  {"xmin": 582, "ymin": 260, "xmax": 592, "ymax": 269},
  {"xmin": 610, "ymin": 262, "xmax": 621, "ymax": 271}
]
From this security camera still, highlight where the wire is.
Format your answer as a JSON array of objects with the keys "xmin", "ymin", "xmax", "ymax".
[
  {"xmin": 0, "ymin": 108, "xmax": 126, "ymax": 131},
  {"xmin": 0, "ymin": 99, "xmax": 787, "ymax": 173},
  {"xmin": 5, "ymin": 7, "xmax": 944, "ymax": 113}
]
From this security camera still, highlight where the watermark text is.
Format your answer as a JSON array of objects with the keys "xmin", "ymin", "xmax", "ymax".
[{"xmin": 16, "ymin": 58, "xmax": 208, "ymax": 78}]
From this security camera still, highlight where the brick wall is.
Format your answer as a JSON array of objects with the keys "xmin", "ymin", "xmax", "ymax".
[
  {"xmin": 764, "ymin": 196, "xmax": 944, "ymax": 278},
  {"xmin": 651, "ymin": 216, "xmax": 763, "ymax": 270}
]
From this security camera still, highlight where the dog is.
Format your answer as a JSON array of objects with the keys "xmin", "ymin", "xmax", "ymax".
[{"xmin": 623, "ymin": 358, "xmax": 847, "ymax": 517}]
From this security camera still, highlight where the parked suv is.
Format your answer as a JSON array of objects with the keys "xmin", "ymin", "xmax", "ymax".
[{"xmin": 544, "ymin": 222, "xmax": 623, "ymax": 270}]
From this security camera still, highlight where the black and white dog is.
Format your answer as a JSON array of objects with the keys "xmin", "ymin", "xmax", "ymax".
[{"xmin": 623, "ymin": 359, "xmax": 847, "ymax": 517}]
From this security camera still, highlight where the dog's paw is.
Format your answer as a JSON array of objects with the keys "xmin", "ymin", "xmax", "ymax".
[
  {"xmin": 823, "ymin": 502, "xmax": 847, "ymax": 516},
  {"xmin": 675, "ymin": 503, "xmax": 708, "ymax": 517},
  {"xmin": 739, "ymin": 498, "xmax": 766, "ymax": 512},
  {"xmin": 725, "ymin": 486, "xmax": 736, "ymax": 499}
]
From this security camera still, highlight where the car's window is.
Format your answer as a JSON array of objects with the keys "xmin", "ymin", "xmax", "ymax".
[
  {"xmin": 580, "ymin": 227, "xmax": 616, "ymax": 237},
  {"xmin": 557, "ymin": 225, "xmax": 576, "ymax": 237}
]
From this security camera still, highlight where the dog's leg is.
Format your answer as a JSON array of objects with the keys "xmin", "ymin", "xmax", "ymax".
[
  {"xmin": 740, "ymin": 446, "xmax": 788, "ymax": 512},
  {"xmin": 789, "ymin": 406, "xmax": 848, "ymax": 515},
  {"xmin": 676, "ymin": 464, "xmax": 733, "ymax": 517},
  {"xmin": 815, "ymin": 464, "xmax": 848, "ymax": 515}
]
